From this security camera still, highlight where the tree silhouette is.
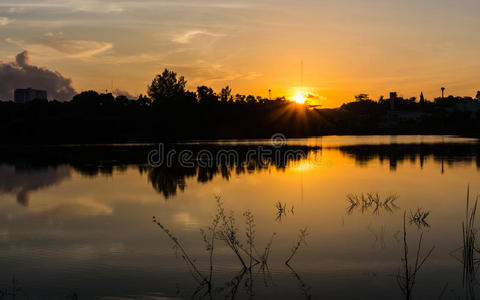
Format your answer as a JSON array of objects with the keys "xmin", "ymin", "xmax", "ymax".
[
  {"xmin": 148, "ymin": 69, "xmax": 187, "ymax": 103},
  {"xmin": 3, "ymin": 67, "xmax": 480, "ymax": 143},
  {"xmin": 220, "ymin": 86, "xmax": 232, "ymax": 103},
  {"xmin": 355, "ymin": 94, "xmax": 370, "ymax": 102},
  {"xmin": 235, "ymin": 94, "xmax": 246, "ymax": 103},
  {"xmin": 137, "ymin": 94, "xmax": 152, "ymax": 106},
  {"xmin": 246, "ymin": 95, "xmax": 256, "ymax": 104},
  {"xmin": 197, "ymin": 86, "xmax": 218, "ymax": 104},
  {"xmin": 115, "ymin": 95, "xmax": 129, "ymax": 106},
  {"xmin": 71, "ymin": 90, "xmax": 100, "ymax": 106},
  {"xmin": 71, "ymin": 90, "xmax": 114, "ymax": 107},
  {"xmin": 419, "ymin": 92, "xmax": 425, "ymax": 103}
]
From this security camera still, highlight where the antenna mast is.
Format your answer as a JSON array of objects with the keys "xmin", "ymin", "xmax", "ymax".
[{"xmin": 300, "ymin": 60, "xmax": 304, "ymax": 90}]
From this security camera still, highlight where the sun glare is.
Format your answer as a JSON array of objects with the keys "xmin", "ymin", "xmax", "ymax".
[
  {"xmin": 292, "ymin": 91, "xmax": 306, "ymax": 104},
  {"xmin": 291, "ymin": 161, "xmax": 314, "ymax": 172}
]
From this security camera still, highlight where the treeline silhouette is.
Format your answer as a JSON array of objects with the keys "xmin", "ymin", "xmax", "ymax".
[{"xmin": 2, "ymin": 69, "xmax": 480, "ymax": 143}]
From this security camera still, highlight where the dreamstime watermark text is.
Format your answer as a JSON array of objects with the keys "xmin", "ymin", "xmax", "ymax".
[{"xmin": 147, "ymin": 134, "xmax": 327, "ymax": 169}]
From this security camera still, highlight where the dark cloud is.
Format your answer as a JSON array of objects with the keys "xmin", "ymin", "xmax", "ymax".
[
  {"xmin": 0, "ymin": 51, "xmax": 76, "ymax": 101},
  {"xmin": 306, "ymin": 92, "xmax": 320, "ymax": 99}
]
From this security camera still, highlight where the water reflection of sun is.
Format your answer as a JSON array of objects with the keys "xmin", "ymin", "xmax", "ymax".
[{"xmin": 291, "ymin": 160, "xmax": 315, "ymax": 171}]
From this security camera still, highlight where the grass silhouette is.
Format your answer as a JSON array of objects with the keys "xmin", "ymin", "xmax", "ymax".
[
  {"xmin": 153, "ymin": 195, "xmax": 309, "ymax": 298},
  {"xmin": 395, "ymin": 211, "xmax": 435, "ymax": 300}
]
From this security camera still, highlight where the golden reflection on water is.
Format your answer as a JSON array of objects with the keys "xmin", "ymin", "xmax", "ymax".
[
  {"xmin": 2, "ymin": 146, "xmax": 477, "ymax": 243},
  {"xmin": 0, "ymin": 141, "xmax": 480, "ymax": 298}
]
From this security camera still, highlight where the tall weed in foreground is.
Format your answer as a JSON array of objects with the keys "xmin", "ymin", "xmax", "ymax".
[
  {"xmin": 395, "ymin": 211, "xmax": 434, "ymax": 300},
  {"xmin": 461, "ymin": 186, "xmax": 479, "ymax": 299}
]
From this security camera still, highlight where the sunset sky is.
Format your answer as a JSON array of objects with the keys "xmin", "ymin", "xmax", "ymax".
[{"xmin": 1, "ymin": 0, "xmax": 480, "ymax": 107}]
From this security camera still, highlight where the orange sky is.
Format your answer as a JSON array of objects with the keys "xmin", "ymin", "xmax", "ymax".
[{"xmin": 1, "ymin": 0, "xmax": 480, "ymax": 107}]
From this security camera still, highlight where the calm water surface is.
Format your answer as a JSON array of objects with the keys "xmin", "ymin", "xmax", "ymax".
[{"xmin": 1, "ymin": 135, "xmax": 480, "ymax": 299}]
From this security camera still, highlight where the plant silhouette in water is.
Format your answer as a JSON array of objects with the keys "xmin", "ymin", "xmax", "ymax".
[
  {"xmin": 0, "ymin": 277, "xmax": 26, "ymax": 300},
  {"xmin": 286, "ymin": 264, "xmax": 312, "ymax": 300},
  {"xmin": 260, "ymin": 233, "xmax": 276, "ymax": 267},
  {"xmin": 346, "ymin": 193, "xmax": 399, "ymax": 215},
  {"xmin": 275, "ymin": 201, "xmax": 295, "ymax": 222},
  {"xmin": 395, "ymin": 211, "xmax": 435, "ymax": 300},
  {"xmin": 367, "ymin": 223, "xmax": 386, "ymax": 249},
  {"xmin": 152, "ymin": 216, "xmax": 209, "ymax": 286},
  {"xmin": 200, "ymin": 196, "xmax": 222, "ymax": 287},
  {"xmin": 243, "ymin": 210, "xmax": 256, "ymax": 269},
  {"xmin": 214, "ymin": 199, "xmax": 260, "ymax": 269},
  {"xmin": 285, "ymin": 227, "xmax": 309, "ymax": 265},
  {"xmin": 284, "ymin": 228, "xmax": 311, "ymax": 299},
  {"xmin": 153, "ymin": 196, "xmax": 310, "ymax": 298},
  {"xmin": 408, "ymin": 208, "xmax": 431, "ymax": 229},
  {"xmin": 460, "ymin": 186, "xmax": 479, "ymax": 299}
]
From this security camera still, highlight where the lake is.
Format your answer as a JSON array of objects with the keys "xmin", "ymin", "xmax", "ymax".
[{"xmin": 1, "ymin": 135, "xmax": 480, "ymax": 299}]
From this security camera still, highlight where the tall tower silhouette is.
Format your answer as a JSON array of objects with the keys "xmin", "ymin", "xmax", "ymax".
[
  {"xmin": 441, "ymin": 87, "xmax": 445, "ymax": 99},
  {"xmin": 300, "ymin": 60, "xmax": 304, "ymax": 89}
]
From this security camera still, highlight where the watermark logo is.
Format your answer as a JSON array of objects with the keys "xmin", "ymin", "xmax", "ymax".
[{"xmin": 271, "ymin": 133, "xmax": 287, "ymax": 148}]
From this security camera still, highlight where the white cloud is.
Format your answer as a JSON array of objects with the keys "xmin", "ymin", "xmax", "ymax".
[
  {"xmin": 100, "ymin": 53, "xmax": 162, "ymax": 64},
  {"xmin": 0, "ymin": 17, "xmax": 13, "ymax": 26},
  {"xmin": 169, "ymin": 60, "xmax": 263, "ymax": 89},
  {"xmin": 244, "ymin": 72, "xmax": 263, "ymax": 80},
  {"xmin": 0, "ymin": 1, "xmax": 122, "ymax": 13},
  {"xmin": 173, "ymin": 30, "xmax": 225, "ymax": 44},
  {"xmin": 66, "ymin": 0, "xmax": 124, "ymax": 13},
  {"xmin": 0, "ymin": 1, "xmax": 253, "ymax": 12},
  {"xmin": 6, "ymin": 33, "xmax": 113, "ymax": 59},
  {"xmin": 7, "ymin": 7, "xmax": 24, "ymax": 13},
  {"xmin": 38, "ymin": 33, "xmax": 113, "ymax": 58}
]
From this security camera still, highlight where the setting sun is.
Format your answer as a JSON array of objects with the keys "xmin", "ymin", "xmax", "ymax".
[{"xmin": 292, "ymin": 91, "xmax": 306, "ymax": 104}]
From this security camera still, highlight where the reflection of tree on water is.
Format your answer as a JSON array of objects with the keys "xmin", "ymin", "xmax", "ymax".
[
  {"xmin": 142, "ymin": 146, "xmax": 318, "ymax": 199},
  {"xmin": 2, "ymin": 142, "xmax": 480, "ymax": 202},
  {"xmin": 338, "ymin": 143, "xmax": 480, "ymax": 173},
  {"xmin": 0, "ymin": 144, "xmax": 321, "ymax": 202},
  {"xmin": 140, "ymin": 165, "xmax": 194, "ymax": 198}
]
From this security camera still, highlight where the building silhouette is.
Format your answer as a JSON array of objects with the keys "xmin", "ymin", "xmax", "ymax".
[
  {"xmin": 14, "ymin": 88, "xmax": 47, "ymax": 104},
  {"xmin": 389, "ymin": 92, "xmax": 397, "ymax": 111}
]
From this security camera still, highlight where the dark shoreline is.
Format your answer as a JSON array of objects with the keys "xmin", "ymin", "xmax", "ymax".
[{"xmin": 2, "ymin": 96, "xmax": 480, "ymax": 144}]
